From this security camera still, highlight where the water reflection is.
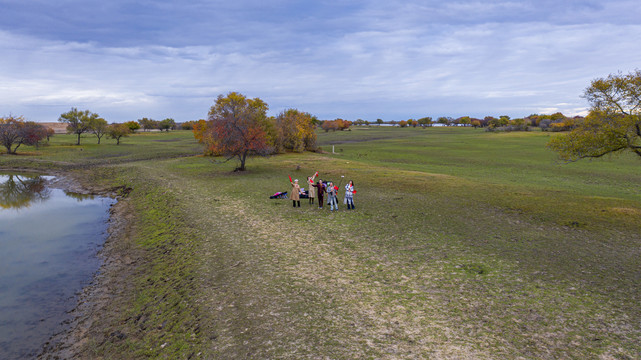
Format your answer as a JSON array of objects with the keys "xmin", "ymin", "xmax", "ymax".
[
  {"xmin": 0, "ymin": 174, "xmax": 51, "ymax": 209},
  {"xmin": 64, "ymin": 191, "xmax": 96, "ymax": 201},
  {"xmin": 0, "ymin": 173, "xmax": 114, "ymax": 359}
]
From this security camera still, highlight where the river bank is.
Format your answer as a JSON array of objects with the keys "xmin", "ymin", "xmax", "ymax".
[
  {"xmin": 37, "ymin": 172, "xmax": 135, "ymax": 359},
  {"xmin": 0, "ymin": 170, "xmax": 121, "ymax": 359},
  {"xmin": 1, "ymin": 132, "xmax": 208, "ymax": 359}
]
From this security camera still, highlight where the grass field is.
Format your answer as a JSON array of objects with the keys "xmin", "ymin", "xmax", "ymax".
[{"xmin": 2, "ymin": 127, "xmax": 640, "ymax": 359}]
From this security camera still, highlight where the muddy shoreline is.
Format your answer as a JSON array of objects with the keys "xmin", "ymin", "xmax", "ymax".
[{"xmin": 5, "ymin": 170, "xmax": 138, "ymax": 360}]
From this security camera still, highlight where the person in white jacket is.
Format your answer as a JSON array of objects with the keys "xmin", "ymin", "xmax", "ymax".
[{"xmin": 344, "ymin": 180, "xmax": 355, "ymax": 210}]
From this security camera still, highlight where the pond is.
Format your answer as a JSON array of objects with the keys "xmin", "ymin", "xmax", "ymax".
[{"xmin": 0, "ymin": 173, "xmax": 115, "ymax": 359}]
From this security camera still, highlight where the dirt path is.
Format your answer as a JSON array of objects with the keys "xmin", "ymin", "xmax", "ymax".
[{"xmin": 124, "ymin": 160, "xmax": 487, "ymax": 359}]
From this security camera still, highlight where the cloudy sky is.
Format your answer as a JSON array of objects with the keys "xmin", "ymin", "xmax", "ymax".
[{"xmin": 1, "ymin": 0, "xmax": 640, "ymax": 122}]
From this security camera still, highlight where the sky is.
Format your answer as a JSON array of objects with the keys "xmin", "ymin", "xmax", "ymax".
[{"xmin": 1, "ymin": 0, "xmax": 640, "ymax": 123}]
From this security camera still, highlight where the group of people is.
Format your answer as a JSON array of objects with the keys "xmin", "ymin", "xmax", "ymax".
[{"xmin": 289, "ymin": 172, "xmax": 356, "ymax": 211}]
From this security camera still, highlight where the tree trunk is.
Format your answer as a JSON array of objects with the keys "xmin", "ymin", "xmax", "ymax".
[
  {"xmin": 116, "ymin": 136, "xmax": 121, "ymax": 145},
  {"xmin": 10, "ymin": 142, "xmax": 21, "ymax": 155},
  {"xmin": 238, "ymin": 151, "xmax": 247, "ymax": 171},
  {"xmin": 76, "ymin": 132, "xmax": 81, "ymax": 145}
]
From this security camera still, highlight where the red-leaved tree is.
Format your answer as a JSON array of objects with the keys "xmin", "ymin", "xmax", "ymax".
[{"xmin": 204, "ymin": 92, "xmax": 272, "ymax": 171}]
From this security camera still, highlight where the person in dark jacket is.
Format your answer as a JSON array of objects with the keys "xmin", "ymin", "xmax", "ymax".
[{"xmin": 312, "ymin": 179, "xmax": 326, "ymax": 209}]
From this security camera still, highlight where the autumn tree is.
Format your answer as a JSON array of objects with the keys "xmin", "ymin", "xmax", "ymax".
[
  {"xmin": 549, "ymin": 70, "xmax": 641, "ymax": 161},
  {"xmin": 320, "ymin": 120, "xmax": 335, "ymax": 132},
  {"xmin": 88, "ymin": 117, "xmax": 108, "ymax": 144},
  {"xmin": 398, "ymin": 120, "xmax": 408, "ymax": 128},
  {"xmin": 275, "ymin": 109, "xmax": 317, "ymax": 152},
  {"xmin": 0, "ymin": 116, "xmax": 48, "ymax": 154},
  {"xmin": 108, "ymin": 123, "xmax": 131, "ymax": 145},
  {"xmin": 46, "ymin": 127, "xmax": 55, "ymax": 141},
  {"xmin": 21, "ymin": 122, "xmax": 49, "ymax": 148},
  {"xmin": 58, "ymin": 108, "xmax": 98, "ymax": 145},
  {"xmin": 192, "ymin": 119, "xmax": 209, "ymax": 143},
  {"xmin": 321, "ymin": 118, "xmax": 351, "ymax": 132},
  {"xmin": 181, "ymin": 121, "xmax": 197, "ymax": 130},
  {"xmin": 203, "ymin": 92, "xmax": 272, "ymax": 171},
  {"xmin": 458, "ymin": 116, "xmax": 471, "ymax": 126}
]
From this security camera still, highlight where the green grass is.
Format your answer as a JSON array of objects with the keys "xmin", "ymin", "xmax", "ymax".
[{"xmin": 2, "ymin": 127, "xmax": 640, "ymax": 359}]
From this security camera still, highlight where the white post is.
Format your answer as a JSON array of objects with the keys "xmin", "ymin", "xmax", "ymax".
[{"xmin": 333, "ymin": 145, "xmax": 335, "ymax": 153}]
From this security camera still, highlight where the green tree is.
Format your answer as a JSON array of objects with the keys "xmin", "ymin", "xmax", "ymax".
[
  {"xmin": 417, "ymin": 117, "xmax": 432, "ymax": 127},
  {"xmin": 158, "ymin": 118, "xmax": 176, "ymax": 132},
  {"xmin": 437, "ymin": 117, "xmax": 450, "ymax": 126},
  {"xmin": 376, "ymin": 118, "xmax": 384, "ymax": 126},
  {"xmin": 125, "ymin": 121, "xmax": 141, "ymax": 132},
  {"xmin": 549, "ymin": 70, "xmax": 641, "ymax": 161},
  {"xmin": 138, "ymin": 117, "xmax": 157, "ymax": 131},
  {"xmin": 458, "ymin": 116, "xmax": 471, "ymax": 126},
  {"xmin": 58, "ymin": 108, "xmax": 98, "ymax": 145},
  {"xmin": 108, "ymin": 123, "xmax": 131, "ymax": 145},
  {"xmin": 88, "ymin": 117, "xmax": 108, "ymax": 144}
]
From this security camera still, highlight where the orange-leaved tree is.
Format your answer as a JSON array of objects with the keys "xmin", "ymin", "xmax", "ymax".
[
  {"xmin": 203, "ymin": 92, "xmax": 272, "ymax": 171},
  {"xmin": 275, "ymin": 109, "xmax": 317, "ymax": 152},
  {"xmin": 192, "ymin": 119, "xmax": 208, "ymax": 143}
]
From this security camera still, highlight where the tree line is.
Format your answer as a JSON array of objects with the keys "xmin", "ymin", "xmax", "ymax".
[
  {"xmin": 123, "ymin": 118, "xmax": 177, "ymax": 132},
  {"xmin": 350, "ymin": 114, "xmax": 585, "ymax": 131}
]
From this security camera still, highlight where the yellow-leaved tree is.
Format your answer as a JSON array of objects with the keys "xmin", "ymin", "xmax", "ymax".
[
  {"xmin": 549, "ymin": 70, "xmax": 641, "ymax": 161},
  {"xmin": 275, "ymin": 109, "xmax": 317, "ymax": 152}
]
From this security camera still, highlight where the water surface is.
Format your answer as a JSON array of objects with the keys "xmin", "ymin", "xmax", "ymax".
[{"xmin": 0, "ymin": 173, "xmax": 115, "ymax": 359}]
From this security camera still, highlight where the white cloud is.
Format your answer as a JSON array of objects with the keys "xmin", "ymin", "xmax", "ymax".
[{"xmin": 1, "ymin": 1, "xmax": 641, "ymax": 121}]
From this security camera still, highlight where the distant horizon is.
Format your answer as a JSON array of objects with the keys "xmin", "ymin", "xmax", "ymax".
[
  {"xmin": 29, "ymin": 107, "xmax": 584, "ymax": 125},
  {"xmin": 2, "ymin": 1, "xmax": 639, "ymax": 123}
]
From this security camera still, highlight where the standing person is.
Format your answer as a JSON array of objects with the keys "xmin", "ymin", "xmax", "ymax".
[
  {"xmin": 290, "ymin": 179, "xmax": 301, "ymax": 207},
  {"xmin": 327, "ymin": 181, "xmax": 339, "ymax": 211},
  {"xmin": 312, "ymin": 179, "xmax": 326, "ymax": 209},
  {"xmin": 307, "ymin": 171, "xmax": 318, "ymax": 205},
  {"xmin": 344, "ymin": 180, "xmax": 355, "ymax": 209}
]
